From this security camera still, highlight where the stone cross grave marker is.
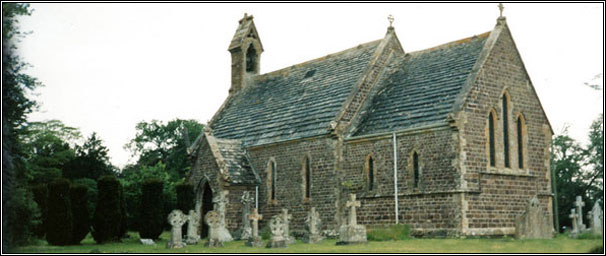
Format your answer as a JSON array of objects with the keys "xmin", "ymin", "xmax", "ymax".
[
  {"xmin": 303, "ymin": 207, "xmax": 324, "ymax": 243},
  {"xmin": 204, "ymin": 210, "xmax": 223, "ymax": 247},
  {"xmin": 282, "ymin": 208, "xmax": 295, "ymax": 244},
  {"xmin": 266, "ymin": 214, "xmax": 287, "ymax": 248},
  {"xmin": 587, "ymin": 200, "xmax": 603, "ymax": 236},
  {"xmin": 166, "ymin": 210, "xmax": 187, "ymax": 249},
  {"xmin": 212, "ymin": 190, "xmax": 233, "ymax": 242},
  {"xmin": 245, "ymin": 208, "xmax": 263, "ymax": 247},
  {"xmin": 575, "ymin": 196, "xmax": 587, "ymax": 231},
  {"xmin": 237, "ymin": 191, "xmax": 254, "ymax": 240},
  {"xmin": 569, "ymin": 208, "xmax": 579, "ymax": 236},
  {"xmin": 185, "ymin": 209, "xmax": 201, "ymax": 245},
  {"xmin": 346, "ymin": 194, "xmax": 361, "ymax": 226}
]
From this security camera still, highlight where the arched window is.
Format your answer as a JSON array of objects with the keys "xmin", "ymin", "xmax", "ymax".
[
  {"xmin": 517, "ymin": 115, "xmax": 525, "ymax": 169},
  {"xmin": 246, "ymin": 45, "xmax": 256, "ymax": 73},
  {"xmin": 502, "ymin": 93, "xmax": 511, "ymax": 168},
  {"xmin": 488, "ymin": 111, "xmax": 497, "ymax": 167},
  {"xmin": 366, "ymin": 156, "xmax": 374, "ymax": 191},
  {"xmin": 303, "ymin": 156, "xmax": 311, "ymax": 200},
  {"xmin": 268, "ymin": 160, "xmax": 276, "ymax": 201},
  {"xmin": 413, "ymin": 152, "xmax": 420, "ymax": 189}
]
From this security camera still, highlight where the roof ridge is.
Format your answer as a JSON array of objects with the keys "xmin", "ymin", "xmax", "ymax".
[
  {"xmin": 255, "ymin": 39, "xmax": 382, "ymax": 79},
  {"xmin": 408, "ymin": 31, "xmax": 491, "ymax": 56}
]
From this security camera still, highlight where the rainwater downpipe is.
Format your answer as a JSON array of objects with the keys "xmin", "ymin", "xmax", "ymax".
[
  {"xmin": 393, "ymin": 132, "xmax": 399, "ymax": 224},
  {"xmin": 255, "ymin": 186, "xmax": 259, "ymax": 209}
]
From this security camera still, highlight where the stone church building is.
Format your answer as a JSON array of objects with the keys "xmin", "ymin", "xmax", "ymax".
[{"xmin": 187, "ymin": 11, "xmax": 554, "ymax": 237}]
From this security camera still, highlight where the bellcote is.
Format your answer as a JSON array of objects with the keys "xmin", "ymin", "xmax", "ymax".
[{"xmin": 228, "ymin": 13, "xmax": 263, "ymax": 94}]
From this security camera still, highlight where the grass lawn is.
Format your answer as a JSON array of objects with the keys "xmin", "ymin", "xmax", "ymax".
[{"xmin": 10, "ymin": 232, "xmax": 602, "ymax": 254}]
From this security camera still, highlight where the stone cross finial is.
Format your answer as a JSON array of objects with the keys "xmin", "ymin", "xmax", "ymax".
[
  {"xmin": 388, "ymin": 14, "xmax": 394, "ymax": 27},
  {"xmin": 498, "ymin": 3, "xmax": 504, "ymax": 17},
  {"xmin": 346, "ymin": 193, "xmax": 361, "ymax": 226}
]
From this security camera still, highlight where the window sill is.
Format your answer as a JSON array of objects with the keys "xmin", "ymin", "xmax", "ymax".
[{"xmin": 482, "ymin": 167, "xmax": 533, "ymax": 177}]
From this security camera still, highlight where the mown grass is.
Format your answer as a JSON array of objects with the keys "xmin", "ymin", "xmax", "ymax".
[{"xmin": 9, "ymin": 232, "xmax": 602, "ymax": 253}]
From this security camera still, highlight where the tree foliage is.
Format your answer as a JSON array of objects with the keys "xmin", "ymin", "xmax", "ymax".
[
  {"xmin": 64, "ymin": 132, "xmax": 115, "ymax": 180},
  {"xmin": 92, "ymin": 175, "xmax": 122, "ymax": 244},
  {"xmin": 69, "ymin": 184, "xmax": 89, "ymax": 245},
  {"xmin": 2, "ymin": 3, "xmax": 42, "ymax": 249},
  {"xmin": 46, "ymin": 179, "xmax": 73, "ymax": 246},
  {"xmin": 139, "ymin": 178, "xmax": 165, "ymax": 240}
]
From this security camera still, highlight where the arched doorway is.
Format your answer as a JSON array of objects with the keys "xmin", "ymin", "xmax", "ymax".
[{"xmin": 200, "ymin": 182, "xmax": 213, "ymax": 238}]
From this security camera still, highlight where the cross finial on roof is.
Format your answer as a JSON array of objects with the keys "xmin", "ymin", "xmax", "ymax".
[
  {"xmin": 388, "ymin": 14, "xmax": 394, "ymax": 28},
  {"xmin": 498, "ymin": 3, "xmax": 504, "ymax": 18}
]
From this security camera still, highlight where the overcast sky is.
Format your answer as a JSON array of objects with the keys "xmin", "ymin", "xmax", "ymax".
[{"xmin": 17, "ymin": 3, "xmax": 603, "ymax": 168}]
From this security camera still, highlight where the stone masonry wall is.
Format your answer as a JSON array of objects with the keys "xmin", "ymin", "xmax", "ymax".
[
  {"xmin": 343, "ymin": 127, "xmax": 462, "ymax": 235},
  {"xmin": 459, "ymin": 24, "xmax": 554, "ymax": 235},
  {"xmin": 246, "ymin": 136, "xmax": 338, "ymax": 231}
]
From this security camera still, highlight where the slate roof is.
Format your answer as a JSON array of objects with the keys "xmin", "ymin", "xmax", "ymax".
[
  {"xmin": 213, "ymin": 137, "xmax": 259, "ymax": 185},
  {"xmin": 353, "ymin": 33, "xmax": 489, "ymax": 136},
  {"xmin": 211, "ymin": 40, "xmax": 381, "ymax": 146}
]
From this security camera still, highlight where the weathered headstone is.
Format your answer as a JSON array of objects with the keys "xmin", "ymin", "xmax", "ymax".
[
  {"xmin": 185, "ymin": 210, "xmax": 201, "ymax": 245},
  {"xmin": 281, "ymin": 208, "xmax": 295, "ymax": 244},
  {"xmin": 204, "ymin": 210, "xmax": 223, "ymax": 247},
  {"xmin": 266, "ymin": 214, "xmax": 288, "ymax": 248},
  {"xmin": 337, "ymin": 194, "xmax": 367, "ymax": 245},
  {"xmin": 574, "ymin": 196, "xmax": 586, "ymax": 231},
  {"xmin": 245, "ymin": 208, "xmax": 263, "ymax": 247},
  {"xmin": 514, "ymin": 196, "xmax": 553, "ymax": 239},
  {"xmin": 303, "ymin": 207, "xmax": 324, "ymax": 243},
  {"xmin": 569, "ymin": 208, "xmax": 579, "ymax": 237},
  {"xmin": 140, "ymin": 238, "xmax": 156, "ymax": 245},
  {"xmin": 166, "ymin": 210, "xmax": 187, "ymax": 249},
  {"xmin": 235, "ymin": 191, "xmax": 254, "ymax": 240},
  {"xmin": 587, "ymin": 200, "xmax": 603, "ymax": 236},
  {"xmin": 213, "ymin": 190, "xmax": 234, "ymax": 242}
]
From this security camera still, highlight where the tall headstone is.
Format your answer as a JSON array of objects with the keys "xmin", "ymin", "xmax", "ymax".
[
  {"xmin": 514, "ymin": 196, "xmax": 553, "ymax": 239},
  {"xmin": 235, "ymin": 191, "xmax": 254, "ymax": 240},
  {"xmin": 266, "ymin": 214, "xmax": 288, "ymax": 248},
  {"xmin": 281, "ymin": 208, "xmax": 295, "ymax": 244},
  {"xmin": 574, "ymin": 196, "xmax": 586, "ymax": 231},
  {"xmin": 213, "ymin": 190, "xmax": 233, "ymax": 242},
  {"xmin": 166, "ymin": 210, "xmax": 187, "ymax": 249},
  {"xmin": 587, "ymin": 200, "xmax": 603, "ymax": 236},
  {"xmin": 185, "ymin": 210, "xmax": 201, "ymax": 245},
  {"xmin": 204, "ymin": 210, "xmax": 223, "ymax": 247},
  {"xmin": 569, "ymin": 208, "xmax": 579, "ymax": 237},
  {"xmin": 303, "ymin": 207, "xmax": 324, "ymax": 243},
  {"xmin": 337, "ymin": 194, "xmax": 367, "ymax": 245},
  {"xmin": 245, "ymin": 208, "xmax": 263, "ymax": 247}
]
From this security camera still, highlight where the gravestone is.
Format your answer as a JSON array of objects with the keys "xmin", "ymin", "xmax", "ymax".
[
  {"xmin": 574, "ymin": 196, "xmax": 586, "ymax": 231},
  {"xmin": 204, "ymin": 210, "xmax": 223, "ymax": 247},
  {"xmin": 281, "ymin": 208, "xmax": 295, "ymax": 244},
  {"xmin": 140, "ymin": 238, "xmax": 156, "ymax": 245},
  {"xmin": 303, "ymin": 207, "xmax": 324, "ymax": 243},
  {"xmin": 569, "ymin": 208, "xmax": 579, "ymax": 237},
  {"xmin": 266, "ymin": 215, "xmax": 288, "ymax": 248},
  {"xmin": 235, "ymin": 191, "xmax": 254, "ymax": 240},
  {"xmin": 245, "ymin": 208, "xmax": 263, "ymax": 247},
  {"xmin": 166, "ymin": 210, "xmax": 187, "ymax": 249},
  {"xmin": 587, "ymin": 200, "xmax": 603, "ymax": 236},
  {"xmin": 337, "ymin": 194, "xmax": 367, "ymax": 245},
  {"xmin": 185, "ymin": 210, "xmax": 201, "ymax": 245},
  {"xmin": 213, "ymin": 190, "xmax": 234, "ymax": 242},
  {"xmin": 514, "ymin": 196, "xmax": 553, "ymax": 239}
]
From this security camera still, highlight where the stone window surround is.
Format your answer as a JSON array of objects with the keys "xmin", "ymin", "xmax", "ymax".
[
  {"xmin": 408, "ymin": 149, "xmax": 423, "ymax": 193},
  {"xmin": 364, "ymin": 153, "xmax": 375, "ymax": 192},
  {"xmin": 484, "ymin": 89, "xmax": 530, "ymax": 176},
  {"xmin": 266, "ymin": 158, "xmax": 278, "ymax": 205}
]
